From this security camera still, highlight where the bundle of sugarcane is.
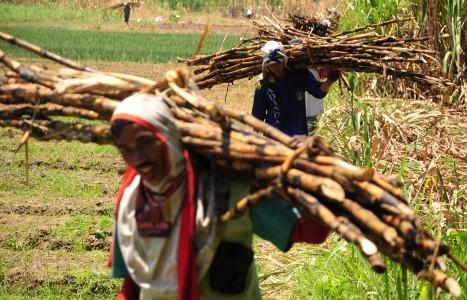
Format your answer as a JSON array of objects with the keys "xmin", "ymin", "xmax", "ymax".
[
  {"xmin": 0, "ymin": 35, "xmax": 465, "ymax": 297},
  {"xmin": 109, "ymin": 1, "xmax": 142, "ymax": 10},
  {"xmin": 184, "ymin": 16, "xmax": 455, "ymax": 90},
  {"xmin": 287, "ymin": 10, "xmax": 340, "ymax": 36}
]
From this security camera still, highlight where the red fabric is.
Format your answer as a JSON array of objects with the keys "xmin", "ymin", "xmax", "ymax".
[
  {"xmin": 177, "ymin": 149, "xmax": 200, "ymax": 300},
  {"xmin": 116, "ymin": 278, "xmax": 140, "ymax": 300},
  {"xmin": 317, "ymin": 69, "xmax": 328, "ymax": 80},
  {"xmin": 291, "ymin": 216, "xmax": 330, "ymax": 244}
]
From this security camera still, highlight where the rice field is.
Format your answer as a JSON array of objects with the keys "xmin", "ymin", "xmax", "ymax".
[{"xmin": 0, "ymin": 26, "xmax": 241, "ymax": 63}]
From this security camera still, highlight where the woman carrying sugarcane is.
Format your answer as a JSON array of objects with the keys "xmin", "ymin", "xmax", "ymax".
[
  {"xmin": 251, "ymin": 41, "xmax": 340, "ymax": 136},
  {"xmin": 108, "ymin": 93, "xmax": 330, "ymax": 300}
]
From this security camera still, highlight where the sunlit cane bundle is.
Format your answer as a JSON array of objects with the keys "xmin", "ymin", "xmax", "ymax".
[
  {"xmin": 0, "ymin": 32, "xmax": 465, "ymax": 297},
  {"xmin": 183, "ymin": 14, "xmax": 455, "ymax": 91}
]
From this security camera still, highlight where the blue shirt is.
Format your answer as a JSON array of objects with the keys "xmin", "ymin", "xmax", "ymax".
[{"xmin": 252, "ymin": 69, "xmax": 326, "ymax": 136}]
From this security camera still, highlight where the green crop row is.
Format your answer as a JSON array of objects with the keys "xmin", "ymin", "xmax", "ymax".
[{"xmin": 0, "ymin": 26, "xmax": 241, "ymax": 63}]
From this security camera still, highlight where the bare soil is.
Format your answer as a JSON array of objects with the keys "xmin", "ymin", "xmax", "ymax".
[{"xmin": 0, "ymin": 196, "xmax": 114, "ymax": 216}]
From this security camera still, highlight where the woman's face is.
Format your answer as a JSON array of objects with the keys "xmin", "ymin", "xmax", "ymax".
[{"xmin": 114, "ymin": 123, "xmax": 166, "ymax": 184}]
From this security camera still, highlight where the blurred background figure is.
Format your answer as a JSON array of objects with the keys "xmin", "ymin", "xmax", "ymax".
[
  {"xmin": 246, "ymin": 8, "xmax": 254, "ymax": 19},
  {"xmin": 123, "ymin": 2, "xmax": 131, "ymax": 26}
]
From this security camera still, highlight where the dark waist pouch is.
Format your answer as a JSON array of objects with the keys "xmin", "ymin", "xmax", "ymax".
[{"xmin": 209, "ymin": 241, "xmax": 254, "ymax": 294}]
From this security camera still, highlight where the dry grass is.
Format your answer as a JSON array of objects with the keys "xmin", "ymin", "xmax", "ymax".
[{"xmin": 319, "ymin": 94, "xmax": 466, "ymax": 229}]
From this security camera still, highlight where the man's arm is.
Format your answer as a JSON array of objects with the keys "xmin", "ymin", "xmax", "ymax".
[
  {"xmin": 319, "ymin": 70, "xmax": 341, "ymax": 93},
  {"xmin": 305, "ymin": 70, "xmax": 341, "ymax": 98},
  {"xmin": 251, "ymin": 86, "xmax": 267, "ymax": 121}
]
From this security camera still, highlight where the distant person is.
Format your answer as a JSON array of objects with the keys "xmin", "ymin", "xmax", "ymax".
[
  {"xmin": 252, "ymin": 41, "xmax": 340, "ymax": 137},
  {"xmin": 123, "ymin": 2, "xmax": 131, "ymax": 26},
  {"xmin": 246, "ymin": 8, "xmax": 254, "ymax": 19}
]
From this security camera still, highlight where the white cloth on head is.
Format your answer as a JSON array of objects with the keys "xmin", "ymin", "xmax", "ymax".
[
  {"xmin": 261, "ymin": 41, "xmax": 288, "ymax": 68},
  {"xmin": 112, "ymin": 93, "xmax": 185, "ymax": 193},
  {"xmin": 113, "ymin": 94, "xmax": 185, "ymax": 298},
  {"xmin": 261, "ymin": 40, "xmax": 284, "ymax": 55}
]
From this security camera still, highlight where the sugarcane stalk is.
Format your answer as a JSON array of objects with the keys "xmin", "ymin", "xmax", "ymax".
[
  {"xmin": 221, "ymin": 186, "xmax": 276, "ymax": 222},
  {"xmin": 286, "ymin": 169, "xmax": 345, "ymax": 202},
  {"xmin": 0, "ymin": 83, "xmax": 120, "ymax": 113},
  {"xmin": 336, "ymin": 216, "xmax": 387, "ymax": 273},
  {"xmin": 199, "ymin": 147, "xmax": 282, "ymax": 162},
  {"xmin": 216, "ymin": 160, "xmax": 280, "ymax": 182},
  {"xmin": 447, "ymin": 252, "xmax": 467, "ymax": 272},
  {"xmin": 417, "ymin": 269, "xmax": 461, "ymax": 297},
  {"xmin": 222, "ymin": 107, "xmax": 292, "ymax": 146},
  {"xmin": 355, "ymin": 181, "xmax": 414, "ymax": 216},
  {"xmin": 338, "ymin": 198, "xmax": 399, "ymax": 245},
  {"xmin": 183, "ymin": 134, "xmax": 292, "ymax": 157},
  {"xmin": 176, "ymin": 121, "xmax": 277, "ymax": 147},
  {"xmin": 0, "ymin": 103, "xmax": 107, "ymax": 120},
  {"xmin": 313, "ymin": 155, "xmax": 374, "ymax": 181},
  {"xmin": 372, "ymin": 174, "xmax": 406, "ymax": 201},
  {"xmin": 0, "ymin": 118, "xmax": 111, "ymax": 144},
  {"xmin": 0, "ymin": 50, "xmax": 53, "ymax": 88},
  {"xmin": 288, "ymin": 188, "xmax": 378, "ymax": 257},
  {"xmin": 293, "ymin": 159, "xmax": 356, "ymax": 192},
  {"xmin": 54, "ymin": 74, "xmax": 139, "ymax": 96}
]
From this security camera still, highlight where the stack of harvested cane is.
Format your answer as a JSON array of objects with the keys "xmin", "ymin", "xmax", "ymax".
[
  {"xmin": 109, "ymin": 1, "xmax": 142, "ymax": 11},
  {"xmin": 184, "ymin": 15, "xmax": 455, "ymax": 90},
  {"xmin": 0, "ymin": 33, "xmax": 465, "ymax": 297},
  {"xmin": 284, "ymin": 11, "xmax": 340, "ymax": 36}
]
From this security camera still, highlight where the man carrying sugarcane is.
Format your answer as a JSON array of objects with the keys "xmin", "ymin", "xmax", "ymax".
[
  {"xmin": 252, "ymin": 41, "xmax": 340, "ymax": 136},
  {"xmin": 108, "ymin": 93, "xmax": 330, "ymax": 300},
  {"xmin": 123, "ymin": 2, "xmax": 131, "ymax": 26}
]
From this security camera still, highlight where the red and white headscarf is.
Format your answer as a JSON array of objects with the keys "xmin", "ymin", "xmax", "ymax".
[
  {"xmin": 111, "ymin": 93, "xmax": 185, "ymax": 190},
  {"xmin": 110, "ymin": 93, "xmax": 199, "ymax": 300}
]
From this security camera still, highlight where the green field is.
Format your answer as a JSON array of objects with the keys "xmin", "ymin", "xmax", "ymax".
[
  {"xmin": 0, "ymin": 3, "xmax": 112, "ymax": 22},
  {"xmin": 0, "ymin": 26, "xmax": 241, "ymax": 63},
  {"xmin": 0, "ymin": 1, "xmax": 465, "ymax": 300}
]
